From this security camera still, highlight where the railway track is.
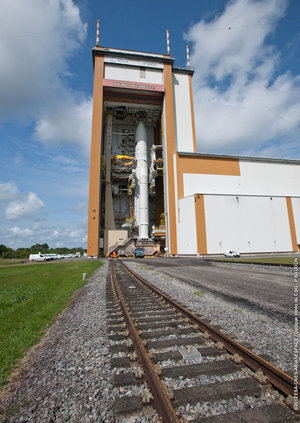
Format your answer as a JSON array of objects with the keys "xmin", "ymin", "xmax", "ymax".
[{"xmin": 107, "ymin": 259, "xmax": 299, "ymax": 422}]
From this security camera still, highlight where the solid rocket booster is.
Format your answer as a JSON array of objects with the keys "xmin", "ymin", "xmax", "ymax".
[{"xmin": 135, "ymin": 121, "xmax": 148, "ymax": 239}]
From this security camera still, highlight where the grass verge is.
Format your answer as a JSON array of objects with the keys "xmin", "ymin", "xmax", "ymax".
[
  {"xmin": 215, "ymin": 257, "xmax": 297, "ymax": 265},
  {"xmin": 0, "ymin": 259, "xmax": 25, "ymax": 267},
  {"xmin": 0, "ymin": 260, "xmax": 101, "ymax": 387}
]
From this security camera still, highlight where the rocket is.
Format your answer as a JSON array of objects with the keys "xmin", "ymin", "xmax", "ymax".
[{"xmin": 135, "ymin": 121, "xmax": 149, "ymax": 239}]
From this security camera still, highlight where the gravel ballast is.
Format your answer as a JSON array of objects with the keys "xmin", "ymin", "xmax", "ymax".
[
  {"xmin": 211, "ymin": 260, "xmax": 295, "ymax": 275},
  {"xmin": 126, "ymin": 261, "xmax": 295, "ymax": 372},
  {"xmin": 0, "ymin": 261, "xmax": 114, "ymax": 423}
]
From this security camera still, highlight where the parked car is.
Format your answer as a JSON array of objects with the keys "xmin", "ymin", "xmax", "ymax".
[
  {"xmin": 42, "ymin": 254, "xmax": 55, "ymax": 261},
  {"xmin": 224, "ymin": 250, "xmax": 240, "ymax": 258},
  {"xmin": 29, "ymin": 253, "xmax": 47, "ymax": 262},
  {"xmin": 47, "ymin": 254, "xmax": 60, "ymax": 260}
]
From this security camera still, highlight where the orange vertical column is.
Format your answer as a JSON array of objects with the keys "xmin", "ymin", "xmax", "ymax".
[
  {"xmin": 286, "ymin": 197, "xmax": 298, "ymax": 252},
  {"xmin": 163, "ymin": 63, "xmax": 177, "ymax": 255},
  {"xmin": 195, "ymin": 195, "xmax": 207, "ymax": 255},
  {"xmin": 87, "ymin": 55, "xmax": 104, "ymax": 257}
]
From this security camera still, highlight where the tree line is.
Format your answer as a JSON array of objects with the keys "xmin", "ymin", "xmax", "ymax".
[{"xmin": 0, "ymin": 243, "xmax": 84, "ymax": 259}]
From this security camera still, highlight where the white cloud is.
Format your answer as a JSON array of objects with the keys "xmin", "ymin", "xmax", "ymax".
[
  {"xmin": 8, "ymin": 227, "xmax": 34, "ymax": 237},
  {"xmin": 0, "ymin": 0, "xmax": 90, "ymax": 151},
  {"xmin": 48, "ymin": 227, "xmax": 84, "ymax": 239},
  {"xmin": 35, "ymin": 96, "xmax": 93, "ymax": 153},
  {"xmin": 0, "ymin": 181, "xmax": 18, "ymax": 202},
  {"xmin": 5, "ymin": 192, "xmax": 44, "ymax": 220},
  {"xmin": 186, "ymin": 0, "xmax": 300, "ymax": 157},
  {"xmin": 1, "ymin": 222, "xmax": 87, "ymax": 249},
  {"xmin": 68, "ymin": 228, "xmax": 83, "ymax": 238}
]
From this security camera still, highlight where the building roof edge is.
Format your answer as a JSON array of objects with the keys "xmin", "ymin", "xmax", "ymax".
[
  {"xmin": 177, "ymin": 151, "xmax": 300, "ymax": 165},
  {"xmin": 92, "ymin": 47, "xmax": 175, "ymax": 64},
  {"xmin": 173, "ymin": 67, "xmax": 194, "ymax": 76}
]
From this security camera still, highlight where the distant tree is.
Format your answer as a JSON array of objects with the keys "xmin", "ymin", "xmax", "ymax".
[
  {"xmin": 0, "ymin": 244, "xmax": 10, "ymax": 257},
  {"xmin": 54, "ymin": 247, "xmax": 70, "ymax": 254},
  {"xmin": 31, "ymin": 243, "xmax": 49, "ymax": 252},
  {"xmin": 15, "ymin": 248, "xmax": 31, "ymax": 259},
  {"xmin": 1, "ymin": 247, "xmax": 15, "ymax": 258},
  {"xmin": 70, "ymin": 247, "xmax": 84, "ymax": 254}
]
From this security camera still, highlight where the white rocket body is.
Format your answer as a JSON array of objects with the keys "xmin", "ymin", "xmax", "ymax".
[{"xmin": 135, "ymin": 122, "xmax": 148, "ymax": 239}]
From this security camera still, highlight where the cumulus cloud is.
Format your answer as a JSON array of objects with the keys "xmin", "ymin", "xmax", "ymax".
[
  {"xmin": 0, "ymin": 181, "xmax": 19, "ymax": 202},
  {"xmin": 49, "ymin": 227, "xmax": 84, "ymax": 239},
  {"xmin": 0, "ymin": 0, "xmax": 91, "ymax": 152},
  {"xmin": 186, "ymin": 0, "xmax": 300, "ymax": 157},
  {"xmin": 8, "ymin": 227, "xmax": 34, "ymax": 237},
  {"xmin": 5, "ymin": 192, "xmax": 44, "ymax": 220},
  {"xmin": 68, "ymin": 229, "xmax": 83, "ymax": 238},
  {"xmin": 35, "ymin": 96, "xmax": 93, "ymax": 153},
  {"xmin": 1, "ymin": 222, "xmax": 86, "ymax": 249}
]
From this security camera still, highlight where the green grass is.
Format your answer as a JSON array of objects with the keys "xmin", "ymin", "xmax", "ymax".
[
  {"xmin": 194, "ymin": 290, "xmax": 205, "ymax": 298},
  {"xmin": 0, "ymin": 258, "xmax": 25, "ymax": 267},
  {"xmin": 215, "ymin": 257, "xmax": 298, "ymax": 265},
  {"xmin": 0, "ymin": 260, "xmax": 101, "ymax": 387}
]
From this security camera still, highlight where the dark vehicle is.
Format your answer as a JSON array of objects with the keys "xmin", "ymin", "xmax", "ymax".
[{"xmin": 134, "ymin": 247, "xmax": 145, "ymax": 258}]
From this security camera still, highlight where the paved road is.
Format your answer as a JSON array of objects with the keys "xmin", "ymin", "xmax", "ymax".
[{"xmin": 128, "ymin": 258, "xmax": 295, "ymax": 319}]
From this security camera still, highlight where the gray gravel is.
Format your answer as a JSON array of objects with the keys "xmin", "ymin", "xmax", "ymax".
[
  {"xmin": 212, "ymin": 260, "xmax": 295, "ymax": 275},
  {"xmin": 138, "ymin": 257, "xmax": 296, "ymax": 319},
  {"xmin": 126, "ymin": 261, "xmax": 296, "ymax": 372},
  {"xmin": 177, "ymin": 392, "xmax": 280, "ymax": 421},
  {"xmin": 0, "ymin": 261, "xmax": 114, "ymax": 423},
  {"xmin": 162, "ymin": 370, "xmax": 246, "ymax": 389}
]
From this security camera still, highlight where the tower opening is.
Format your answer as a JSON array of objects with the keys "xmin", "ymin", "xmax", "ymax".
[{"xmin": 100, "ymin": 95, "xmax": 165, "ymax": 257}]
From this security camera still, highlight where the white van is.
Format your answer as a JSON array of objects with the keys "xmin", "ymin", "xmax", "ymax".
[
  {"xmin": 29, "ymin": 253, "xmax": 47, "ymax": 262},
  {"xmin": 224, "ymin": 250, "xmax": 240, "ymax": 258}
]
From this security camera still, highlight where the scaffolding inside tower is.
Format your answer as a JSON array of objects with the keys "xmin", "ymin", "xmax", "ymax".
[{"xmin": 101, "ymin": 103, "xmax": 166, "ymax": 257}]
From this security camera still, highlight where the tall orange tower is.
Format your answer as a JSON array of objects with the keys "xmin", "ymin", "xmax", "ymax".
[{"xmin": 87, "ymin": 31, "xmax": 196, "ymax": 257}]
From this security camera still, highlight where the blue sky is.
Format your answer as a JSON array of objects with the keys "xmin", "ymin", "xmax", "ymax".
[{"xmin": 0, "ymin": 0, "xmax": 299, "ymax": 249}]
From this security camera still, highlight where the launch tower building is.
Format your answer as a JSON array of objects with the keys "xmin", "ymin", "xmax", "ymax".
[{"xmin": 87, "ymin": 36, "xmax": 300, "ymax": 257}]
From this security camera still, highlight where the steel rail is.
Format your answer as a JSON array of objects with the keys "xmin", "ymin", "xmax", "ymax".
[
  {"xmin": 110, "ymin": 261, "xmax": 180, "ymax": 423},
  {"xmin": 121, "ymin": 260, "xmax": 298, "ymax": 399}
]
